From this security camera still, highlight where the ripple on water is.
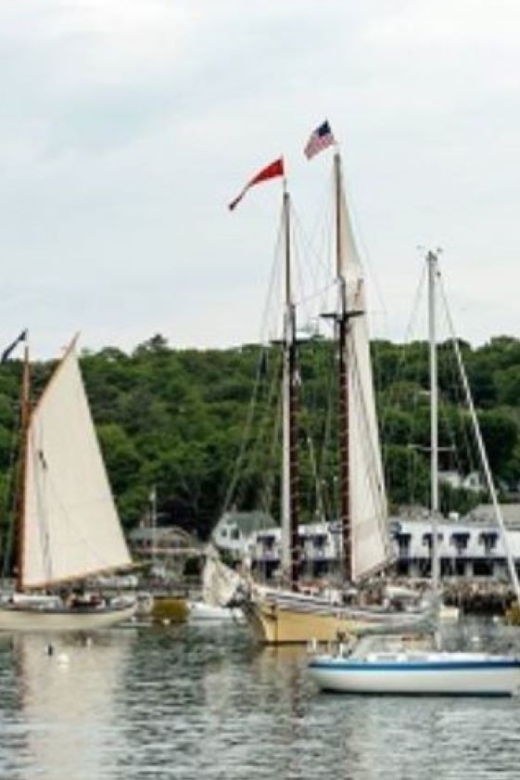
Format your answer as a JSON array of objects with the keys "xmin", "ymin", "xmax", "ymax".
[{"xmin": 0, "ymin": 620, "xmax": 518, "ymax": 779}]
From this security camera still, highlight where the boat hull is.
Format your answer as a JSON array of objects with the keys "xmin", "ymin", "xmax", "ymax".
[
  {"xmin": 188, "ymin": 601, "xmax": 243, "ymax": 622},
  {"xmin": 308, "ymin": 653, "xmax": 520, "ymax": 696},
  {"xmin": 242, "ymin": 590, "xmax": 428, "ymax": 645},
  {"xmin": 0, "ymin": 600, "xmax": 136, "ymax": 632},
  {"xmin": 243, "ymin": 599, "xmax": 354, "ymax": 644}
]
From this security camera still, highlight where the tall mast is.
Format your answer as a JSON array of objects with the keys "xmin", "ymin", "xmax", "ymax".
[
  {"xmin": 335, "ymin": 152, "xmax": 352, "ymax": 583},
  {"xmin": 15, "ymin": 343, "xmax": 30, "ymax": 593},
  {"xmin": 427, "ymin": 251, "xmax": 440, "ymax": 594},
  {"xmin": 280, "ymin": 186, "xmax": 299, "ymax": 587}
]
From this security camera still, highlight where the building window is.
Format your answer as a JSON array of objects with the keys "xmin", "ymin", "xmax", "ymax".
[
  {"xmin": 258, "ymin": 534, "xmax": 276, "ymax": 550},
  {"xmin": 473, "ymin": 559, "xmax": 494, "ymax": 577},
  {"xmin": 479, "ymin": 532, "xmax": 498, "ymax": 554},
  {"xmin": 422, "ymin": 533, "xmax": 443, "ymax": 549},
  {"xmin": 396, "ymin": 533, "xmax": 411, "ymax": 557},
  {"xmin": 450, "ymin": 533, "xmax": 470, "ymax": 554},
  {"xmin": 312, "ymin": 534, "xmax": 327, "ymax": 549}
]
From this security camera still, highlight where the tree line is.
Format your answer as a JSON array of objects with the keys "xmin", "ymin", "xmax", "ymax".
[{"xmin": 0, "ymin": 332, "xmax": 519, "ymax": 541}]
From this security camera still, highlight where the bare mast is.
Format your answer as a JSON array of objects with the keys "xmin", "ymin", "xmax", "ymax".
[
  {"xmin": 280, "ymin": 185, "xmax": 300, "ymax": 587},
  {"xmin": 427, "ymin": 251, "xmax": 440, "ymax": 593}
]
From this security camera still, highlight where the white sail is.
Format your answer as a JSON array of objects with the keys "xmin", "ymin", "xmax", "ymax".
[
  {"xmin": 22, "ymin": 341, "xmax": 132, "ymax": 589},
  {"xmin": 337, "ymin": 163, "xmax": 393, "ymax": 581},
  {"xmin": 202, "ymin": 546, "xmax": 243, "ymax": 607}
]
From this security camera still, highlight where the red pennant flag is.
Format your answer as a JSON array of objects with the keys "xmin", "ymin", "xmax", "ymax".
[{"xmin": 228, "ymin": 157, "xmax": 284, "ymax": 211}]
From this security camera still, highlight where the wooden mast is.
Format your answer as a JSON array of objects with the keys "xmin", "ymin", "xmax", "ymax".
[
  {"xmin": 15, "ymin": 342, "xmax": 31, "ymax": 593},
  {"xmin": 334, "ymin": 151, "xmax": 352, "ymax": 584},
  {"xmin": 280, "ymin": 185, "xmax": 300, "ymax": 587}
]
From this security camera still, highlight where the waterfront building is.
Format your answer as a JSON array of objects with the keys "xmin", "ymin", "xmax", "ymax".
[{"xmin": 211, "ymin": 505, "xmax": 520, "ymax": 582}]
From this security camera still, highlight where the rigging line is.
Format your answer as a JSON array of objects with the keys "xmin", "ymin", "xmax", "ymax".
[
  {"xmin": 1, "ymin": 423, "xmax": 21, "ymax": 581},
  {"xmin": 291, "ymin": 201, "xmax": 334, "ymax": 281},
  {"xmin": 259, "ymin": 383, "xmax": 283, "ymax": 517},
  {"xmin": 297, "ymin": 366, "xmax": 327, "ymax": 523},
  {"xmin": 291, "ymin": 215, "xmax": 335, "ymax": 329},
  {"xmin": 259, "ymin": 368, "xmax": 283, "ymax": 514},
  {"xmin": 256, "ymin": 211, "xmax": 288, "ymax": 348},
  {"xmin": 382, "ymin": 272, "xmax": 427, "ymax": 411},
  {"xmin": 220, "ymin": 344, "xmax": 274, "ymax": 515},
  {"xmin": 439, "ymin": 274, "xmax": 520, "ymax": 606},
  {"xmin": 222, "ymin": 207, "xmax": 288, "ymax": 514},
  {"xmin": 439, "ymin": 326, "xmax": 480, "ymax": 492}
]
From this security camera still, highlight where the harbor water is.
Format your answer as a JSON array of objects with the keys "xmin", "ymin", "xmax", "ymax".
[{"xmin": 0, "ymin": 619, "xmax": 519, "ymax": 779}]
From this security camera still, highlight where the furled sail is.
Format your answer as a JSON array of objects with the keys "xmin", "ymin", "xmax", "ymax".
[
  {"xmin": 202, "ymin": 545, "xmax": 244, "ymax": 607},
  {"xmin": 21, "ymin": 341, "xmax": 132, "ymax": 589},
  {"xmin": 337, "ymin": 164, "xmax": 393, "ymax": 581}
]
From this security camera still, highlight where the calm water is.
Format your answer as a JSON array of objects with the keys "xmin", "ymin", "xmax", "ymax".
[{"xmin": 0, "ymin": 619, "xmax": 519, "ymax": 779}]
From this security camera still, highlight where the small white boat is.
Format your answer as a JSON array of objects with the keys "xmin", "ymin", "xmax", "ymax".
[
  {"xmin": 308, "ymin": 645, "xmax": 520, "ymax": 696},
  {"xmin": 187, "ymin": 600, "xmax": 243, "ymax": 623}
]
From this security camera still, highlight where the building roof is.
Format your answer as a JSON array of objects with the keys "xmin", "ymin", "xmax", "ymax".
[
  {"xmin": 463, "ymin": 504, "xmax": 520, "ymax": 527},
  {"xmin": 218, "ymin": 510, "xmax": 276, "ymax": 536}
]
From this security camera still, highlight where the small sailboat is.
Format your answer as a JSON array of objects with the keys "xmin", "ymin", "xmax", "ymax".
[
  {"xmin": 307, "ymin": 251, "xmax": 520, "ymax": 695},
  {"xmin": 231, "ymin": 139, "xmax": 428, "ymax": 644},
  {"xmin": 187, "ymin": 545, "xmax": 244, "ymax": 623},
  {"xmin": 0, "ymin": 335, "xmax": 137, "ymax": 631}
]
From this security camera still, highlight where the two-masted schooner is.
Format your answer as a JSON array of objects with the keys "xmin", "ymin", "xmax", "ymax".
[{"xmin": 229, "ymin": 132, "xmax": 427, "ymax": 644}]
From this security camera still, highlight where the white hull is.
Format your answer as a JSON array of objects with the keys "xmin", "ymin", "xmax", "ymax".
[
  {"xmin": 0, "ymin": 600, "xmax": 136, "ymax": 632},
  {"xmin": 188, "ymin": 601, "xmax": 243, "ymax": 623},
  {"xmin": 308, "ymin": 652, "xmax": 520, "ymax": 696}
]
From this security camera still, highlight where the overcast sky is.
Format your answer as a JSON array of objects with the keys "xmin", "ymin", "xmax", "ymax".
[{"xmin": 1, "ymin": 0, "xmax": 520, "ymax": 357}]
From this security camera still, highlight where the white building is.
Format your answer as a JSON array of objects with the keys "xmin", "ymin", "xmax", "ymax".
[{"xmin": 212, "ymin": 505, "xmax": 520, "ymax": 581}]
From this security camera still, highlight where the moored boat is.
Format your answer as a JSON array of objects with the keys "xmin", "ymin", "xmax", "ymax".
[
  {"xmin": 228, "ymin": 126, "xmax": 428, "ymax": 644},
  {"xmin": 0, "ymin": 334, "xmax": 137, "ymax": 631},
  {"xmin": 307, "ymin": 250, "xmax": 520, "ymax": 694},
  {"xmin": 308, "ymin": 646, "xmax": 520, "ymax": 696}
]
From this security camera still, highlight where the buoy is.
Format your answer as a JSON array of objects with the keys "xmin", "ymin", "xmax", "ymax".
[{"xmin": 46, "ymin": 643, "xmax": 54, "ymax": 656}]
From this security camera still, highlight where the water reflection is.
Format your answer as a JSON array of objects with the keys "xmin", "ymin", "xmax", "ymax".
[
  {"xmin": 0, "ymin": 620, "xmax": 518, "ymax": 779},
  {"xmin": 0, "ymin": 629, "xmax": 134, "ymax": 780}
]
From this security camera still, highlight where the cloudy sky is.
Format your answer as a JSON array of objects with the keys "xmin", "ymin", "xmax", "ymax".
[{"xmin": 1, "ymin": 0, "xmax": 520, "ymax": 357}]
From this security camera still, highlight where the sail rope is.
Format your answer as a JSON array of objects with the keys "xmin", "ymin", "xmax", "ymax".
[{"xmin": 439, "ymin": 275, "xmax": 520, "ymax": 606}]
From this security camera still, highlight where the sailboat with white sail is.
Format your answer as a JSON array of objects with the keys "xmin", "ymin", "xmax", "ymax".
[
  {"xmin": 0, "ymin": 335, "xmax": 136, "ymax": 631},
  {"xmin": 230, "ymin": 136, "xmax": 428, "ymax": 644},
  {"xmin": 307, "ymin": 251, "xmax": 520, "ymax": 695}
]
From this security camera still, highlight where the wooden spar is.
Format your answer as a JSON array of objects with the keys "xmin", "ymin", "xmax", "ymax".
[
  {"xmin": 334, "ymin": 152, "xmax": 352, "ymax": 584},
  {"xmin": 16, "ymin": 343, "xmax": 31, "ymax": 593},
  {"xmin": 280, "ymin": 187, "xmax": 300, "ymax": 587}
]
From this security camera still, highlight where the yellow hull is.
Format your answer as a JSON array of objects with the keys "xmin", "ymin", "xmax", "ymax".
[
  {"xmin": 150, "ymin": 596, "xmax": 189, "ymax": 623},
  {"xmin": 243, "ymin": 599, "xmax": 358, "ymax": 645},
  {"xmin": 242, "ymin": 590, "xmax": 432, "ymax": 645}
]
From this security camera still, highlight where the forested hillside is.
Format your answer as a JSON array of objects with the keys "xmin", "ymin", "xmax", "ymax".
[{"xmin": 1, "ymin": 333, "xmax": 520, "ymax": 541}]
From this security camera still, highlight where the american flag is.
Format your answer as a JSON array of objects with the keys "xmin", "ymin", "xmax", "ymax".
[{"xmin": 304, "ymin": 120, "xmax": 335, "ymax": 159}]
